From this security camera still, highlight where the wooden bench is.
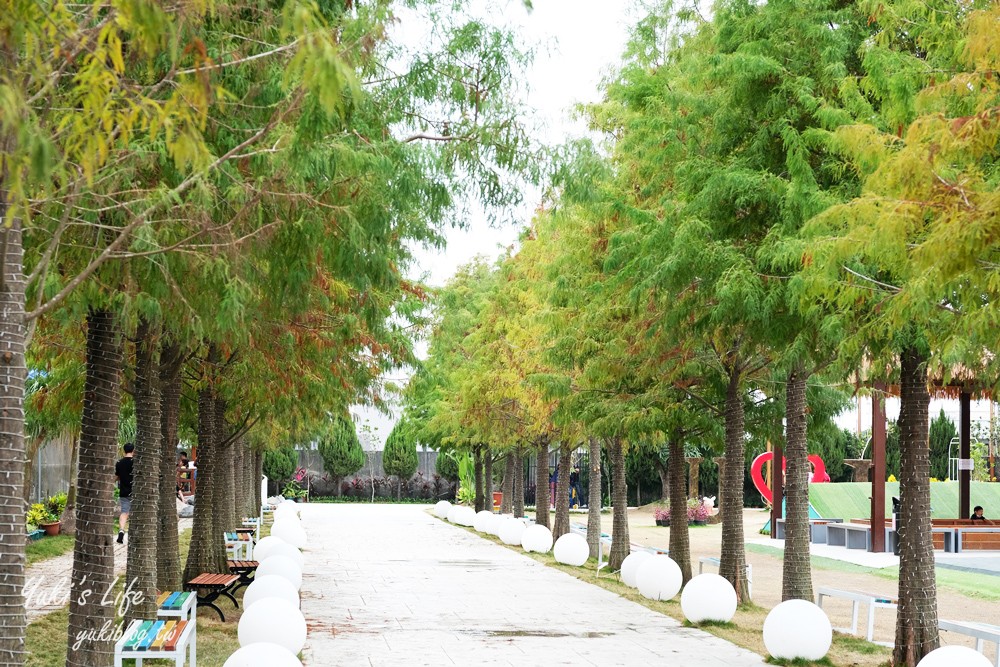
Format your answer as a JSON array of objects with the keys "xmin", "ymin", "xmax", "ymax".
[
  {"xmin": 156, "ymin": 591, "xmax": 196, "ymax": 623},
  {"xmin": 827, "ymin": 523, "xmax": 870, "ymax": 550},
  {"xmin": 227, "ymin": 560, "xmax": 258, "ymax": 594},
  {"xmin": 114, "ymin": 618, "xmax": 195, "ymax": 666},
  {"xmin": 816, "ymin": 587, "xmax": 897, "ymax": 644},
  {"xmin": 939, "ymin": 619, "xmax": 1000, "ymax": 666},
  {"xmin": 956, "ymin": 527, "xmax": 1000, "ymax": 552},
  {"xmin": 697, "ymin": 557, "xmax": 753, "ymax": 598},
  {"xmin": 185, "ymin": 573, "xmax": 239, "ymax": 622}
]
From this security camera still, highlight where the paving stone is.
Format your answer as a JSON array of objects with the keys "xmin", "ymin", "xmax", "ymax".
[{"xmin": 300, "ymin": 505, "xmax": 765, "ymax": 666}]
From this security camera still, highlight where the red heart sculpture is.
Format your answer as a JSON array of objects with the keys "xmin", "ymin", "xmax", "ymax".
[{"xmin": 750, "ymin": 452, "xmax": 829, "ymax": 505}]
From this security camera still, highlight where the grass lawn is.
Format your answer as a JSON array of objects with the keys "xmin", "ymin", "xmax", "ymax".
[
  {"xmin": 26, "ymin": 535, "xmax": 74, "ymax": 566},
  {"xmin": 446, "ymin": 516, "xmax": 892, "ymax": 667},
  {"xmin": 26, "ymin": 517, "xmax": 273, "ymax": 667}
]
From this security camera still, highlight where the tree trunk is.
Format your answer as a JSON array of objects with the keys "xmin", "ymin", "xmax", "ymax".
[
  {"xmin": 587, "ymin": 437, "xmax": 603, "ymax": 559},
  {"xmin": 501, "ymin": 453, "xmax": 514, "ymax": 514},
  {"xmin": 512, "ymin": 449, "xmax": 525, "ymax": 517},
  {"xmin": 214, "ymin": 396, "xmax": 237, "ymax": 534},
  {"xmin": 782, "ymin": 364, "xmax": 813, "ymax": 601},
  {"xmin": 0, "ymin": 171, "xmax": 28, "ymax": 666},
  {"xmin": 534, "ymin": 439, "xmax": 549, "ymax": 528},
  {"xmin": 157, "ymin": 342, "xmax": 182, "ymax": 591},
  {"xmin": 608, "ymin": 437, "xmax": 630, "ymax": 570},
  {"xmin": 184, "ymin": 346, "xmax": 225, "ymax": 581},
  {"xmin": 125, "ymin": 318, "xmax": 160, "ymax": 624},
  {"xmin": 484, "ymin": 447, "xmax": 493, "ymax": 502},
  {"xmin": 23, "ymin": 435, "xmax": 43, "ymax": 505},
  {"xmin": 67, "ymin": 309, "xmax": 123, "ymax": 667},
  {"xmin": 473, "ymin": 444, "xmax": 484, "ymax": 512},
  {"xmin": 253, "ymin": 449, "xmax": 263, "ymax": 513},
  {"xmin": 893, "ymin": 344, "xmax": 939, "ymax": 666},
  {"xmin": 233, "ymin": 439, "xmax": 246, "ymax": 520},
  {"xmin": 719, "ymin": 368, "xmax": 750, "ymax": 603},
  {"xmin": 654, "ymin": 460, "xmax": 669, "ymax": 502},
  {"xmin": 669, "ymin": 434, "xmax": 692, "ymax": 584},
  {"xmin": 61, "ymin": 433, "xmax": 80, "ymax": 536},
  {"xmin": 553, "ymin": 442, "xmax": 571, "ymax": 539}
]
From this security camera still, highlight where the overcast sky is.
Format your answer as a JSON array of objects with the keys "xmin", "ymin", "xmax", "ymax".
[{"xmin": 351, "ymin": 0, "xmax": 634, "ymax": 448}]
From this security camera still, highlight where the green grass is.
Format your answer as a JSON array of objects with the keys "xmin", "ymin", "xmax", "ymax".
[
  {"xmin": 24, "ymin": 519, "xmax": 267, "ymax": 667},
  {"xmin": 746, "ymin": 542, "xmax": 1000, "ymax": 601},
  {"xmin": 808, "ymin": 481, "xmax": 1000, "ymax": 521},
  {"xmin": 26, "ymin": 535, "xmax": 74, "ymax": 566}
]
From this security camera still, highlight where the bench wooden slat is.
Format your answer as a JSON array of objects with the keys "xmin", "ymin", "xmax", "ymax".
[
  {"xmin": 150, "ymin": 620, "xmax": 175, "ymax": 650},
  {"xmin": 137, "ymin": 620, "xmax": 164, "ymax": 651},
  {"xmin": 123, "ymin": 620, "xmax": 155, "ymax": 651},
  {"xmin": 156, "ymin": 591, "xmax": 170, "ymax": 606},
  {"xmin": 161, "ymin": 591, "xmax": 180, "ymax": 609},
  {"xmin": 163, "ymin": 621, "xmax": 187, "ymax": 651}
]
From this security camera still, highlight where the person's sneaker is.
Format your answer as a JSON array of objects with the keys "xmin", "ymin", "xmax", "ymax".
[{"xmin": 117, "ymin": 531, "xmax": 124, "ymax": 544}]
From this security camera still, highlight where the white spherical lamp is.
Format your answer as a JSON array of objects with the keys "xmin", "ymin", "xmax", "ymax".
[
  {"xmin": 680, "ymin": 573, "xmax": 737, "ymax": 623},
  {"xmin": 447, "ymin": 504, "xmax": 464, "ymax": 523},
  {"xmin": 223, "ymin": 642, "xmax": 302, "ymax": 667},
  {"xmin": 260, "ymin": 542, "xmax": 304, "ymax": 569},
  {"xmin": 272, "ymin": 521, "xmax": 307, "ymax": 549},
  {"xmin": 237, "ymin": 598, "xmax": 306, "ymax": 655},
  {"xmin": 499, "ymin": 518, "xmax": 526, "ymax": 545},
  {"xmin": 521, "ymin": 525, "xmax": 553, "ymax": 553},
  {"xmin": 459, "ymin": 507, "xmax": 477, "ymax": 526},
  {"xmin": 256, "ymin": 554, "xmax": 302, "ymax": 590},
  {"xmin": 474, "ymin": 510, "xmax": 497, "ymax": 533},
  {"xmin": 636, "ymin": 555, "xmax": 683, "ymax": 601},
  {"xmin": 918, "ymin": 646, "xmax": 991, "ymax": 667},
  {"xmin": 244, "ymin": 575, "xmax": 300, "ymax": 609},
  {"xmin": 763, "ymin": 599, "xmax": 832, "ymax": 661},
  {"xmin": 489, "ymin": 514, "xmax": 507, "ymax": 537},
  {"xmin": 553, "ymin": 533, "xmax": 589, "ymax": 566},
  {"xmin": 620, "ymin": 551, "xmax": 652, "ymax": 588},
  {"xmin": 253, "ymin": 536, "xmax": 289, "ymax": 562},
  {"xmin": 434, "ymin": 501, "xmax": 452, "ymax": 518}
]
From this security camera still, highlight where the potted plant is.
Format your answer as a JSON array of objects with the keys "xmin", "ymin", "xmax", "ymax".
[
  {"xmin": 687, "ymin": 497, "xmax": 712, "ymax": 526},
  {"xmin": 654, "ymin": 506, "xmax": 670, "ymax": 527},
  {"xmin": 281, "ymin": 480, "xmax": 307, "ymax": 503},
  {"xmin": 27, "ymin": 501, "xmax": 61, "ymax": 536}
]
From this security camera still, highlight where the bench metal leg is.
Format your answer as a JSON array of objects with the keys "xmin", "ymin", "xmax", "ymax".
[
  {"xmin": 199, "ymin": 599, "xmax": 226, "ymax": 622},
  {"xmin": 220, "ymin": 587, "xmax": 239, "ymax": 609}
]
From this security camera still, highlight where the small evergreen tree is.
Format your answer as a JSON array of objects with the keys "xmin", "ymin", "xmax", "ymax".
[
  {"xmin": 435, "ymin": 450, "xmax": 459, "ymax": 481},
  {"xmin": 928, "ymin": 410, "xmax": 957, "ymax": 480},
  {"xmin": 263, "ymin": 447, "xmax": 298, "ymax": 487},
  {"xmin": 383, "ymin": 420, "xmax": 419, "ymax": 499},
  {"xmin": 318, "ymin": 415, "xmax": 365, "ymax": 495}
]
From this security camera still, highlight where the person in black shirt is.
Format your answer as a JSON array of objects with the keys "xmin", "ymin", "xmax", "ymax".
[
  {"xmin": 115, "ymin": 443, "xmax": 135, "ymax": 544},
  {"xmin": 971, "ymin": 505, "xmax": 987, "ymax": 521}
]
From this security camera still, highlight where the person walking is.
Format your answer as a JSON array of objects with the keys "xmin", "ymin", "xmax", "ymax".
[{"xmin": 115, "ymin": 443, "xmax": 135, "ymax": 544}]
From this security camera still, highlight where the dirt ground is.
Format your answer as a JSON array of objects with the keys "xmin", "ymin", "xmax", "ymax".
[{"xmin": 595, "ymin": 506, "xmax": 1000, "ymax": 661}]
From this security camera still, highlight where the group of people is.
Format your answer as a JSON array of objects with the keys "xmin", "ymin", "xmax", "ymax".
[
  {"xmin": 113, "ymin": 444, "xmax": 194, "ymax": 544},
  {"xmin": 548, "ymin": 466, "xmax": 584, "ymax": 509}
]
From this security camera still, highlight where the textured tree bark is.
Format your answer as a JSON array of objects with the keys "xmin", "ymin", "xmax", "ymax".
[
  {"xmin": 714, "ymin": 457, "xmax": 726, "ymax": 520},
  {"xmin": 0, "ymin": 175, "xmax": 27, "ymax": 666},
  {"xmin": 719, "ymin": 369, "xmax": 750, "ymax": 603},
  {"xmin": 512, "ymin": 449, "xmax": 525, "ymax": 517},
  {"xmin": 669, "ymin": 435, "xmax": 692, "ymax": 584},
  {"xmin": 253, "ymin": 449, "xmax": 263, "ymax": 513},
  {"xmin": 654, "ymin": 460, "xmax": 669, "ymax": 502},
  {"xmin": 893, "ymin": 344, "xmax": 939, "ymax": 666},
  {"xmin": 125, "ymin": 318, "xmax": 161, "ymax": 624},
  {"xmin": 214, "ymin": 396, "xmax": 237, "ymax": 535},
  {"xmin": 782, "ymin": 365, "xmax": 813, "ymax": 601},
  {"xmin": 608, "ymin": 437, "xmax": 630, "ymax": 570},
  {"xmin": 67, "ymin": 309, "xmax": 123, "ymax": 667},
  {"xmin": 484, "ymin": 447, "xmax": 493, "ymax": 501},
  {"xmin": 473, "ymin": 444, "xmax": 484, "ymax": 512},
  {"xmin": 157, "ymin": 342, "xmax": 183, "ymax": 591},
  {"xmin": 534, "ymin": 439, "xmax": 549, "ymax": 528},
  {"xmin": 686, "ymin": 457, "xmax": 702, "ymax": 498},
  {"xmin": 61, "ymin": 433, "xmax": 80, "ymax": 536},
  {"xmin": 587, "ymin": 437, "xmax": 603, "ymax": 559},
  {"xmin": 553, "ymin": 442, "xmax": 571, "ymax": 539},
  {"xmin": 184, "ymin": 346, "xmax": 225, "ymax": 581},
  {"xmin": 501, "ymin": 453, "xmax": 514, "ymax": 514}
]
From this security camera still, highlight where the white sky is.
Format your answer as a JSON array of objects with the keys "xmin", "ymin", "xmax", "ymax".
[{"xmin": 352, "ymin": 0, "xmax": 634, "ymax": 448}]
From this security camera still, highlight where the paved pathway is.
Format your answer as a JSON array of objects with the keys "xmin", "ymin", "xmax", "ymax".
[{"xmin": 300, "ymin": 504, "xmax": 765, "ymax": 666}]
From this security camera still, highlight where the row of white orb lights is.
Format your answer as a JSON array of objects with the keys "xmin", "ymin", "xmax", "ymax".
[
  {"xmin": 224, "ymin": 497, "xmax": 308, "ymax": 667},
  {"xmin": 434, "ymin": 501, "xmax": 991, "ymax": 664}
]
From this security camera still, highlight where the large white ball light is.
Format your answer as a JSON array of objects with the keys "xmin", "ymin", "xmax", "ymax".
[
  {"xmin": 763, "ymin": 599, "xmax": 832, "ymax": 661},
  {"xmin": 447, "ymin": 504, "xmax": 464, "ymax": 523},
  {"xmin": 490, "ymin": 514, "xmax": 508, "ymax": 537},
  {"xmin": 499, "ymin": 518, "xmax": 526, "ymax": 545},
  {"xmin": 253, "ymin": 536, "xmax": 289, "ymax": 562},
  {"xmin": 237, "ymin": 598, "xmax": 306, "ymax": 655},
  {"xmin": 521, "ymin": 525, "xmax": 553, "ymax": 553},
  {"xmin": 681, "ymin": 573, "xmax": 737, "ymax": 623},
  {"xmin": 434, "ymin": 501, "xmax": 452, "ymax": 518},
  {"xmin": 256, "ymin": 554, "xmax": 302, "ymax": 590},
  {"xmin": 620, "ymin": 551, "xmax": 652, "ymax": 588},
  {"xmin": 261, "ymin": 542, "xmax": 304, "ymax": 569},
  {"xmin": 473, "ymin": 510, "xmax": 497, "ymax": 533},
  {"xmin": 244, "ymin": 574, "xmax": 300, "ymax": 609},
  {"xmin": 918, "ymin": 646, "xmax": 991, "ymax": 667},
  {"xmin": 636, "ymin": 556, "xmax": 683, "ymax": 601},
  {"xmin": 272, "ymin": 521, "xmax": 307, "ymax": 549},
  {"xmin": 553, "ymin": 533, "xmax": 589, "ymax": 566},
  {"xmin": 458, "ymin": 507, "xmax": 477, "ymax": 526},
  {"xmin": 223, "ymin": 642, "xmax": 302, "ymax": 667}
]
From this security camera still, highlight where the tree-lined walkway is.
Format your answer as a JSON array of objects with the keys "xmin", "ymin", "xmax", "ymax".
[{"xmin": 300, "ymin": 505, "xmax": 764, "ymax": 666}]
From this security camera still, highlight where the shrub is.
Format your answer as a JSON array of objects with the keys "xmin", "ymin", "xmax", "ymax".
[
  {"xmin": 687, "ymin": 497, "xmax": 712, "ymax": 522},
  {"xmin": 318, "ymin": 415, "xmax": 365, "ymax": 482},
  {"xmin": 435, "ymin": 451, "xmax": 458, "ymax": 481},
  {"xmin": 654, "ymin": 506, "xmax": 670, "ymax": 521},
  {"xmin": 383, "ymin": 421, "xmax": 419, "ymax": 491},
  {"xmin": 264, "ymin": 447, "xmax": 298, "ymax": 483}
]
